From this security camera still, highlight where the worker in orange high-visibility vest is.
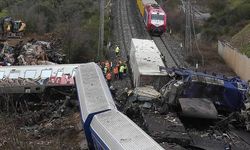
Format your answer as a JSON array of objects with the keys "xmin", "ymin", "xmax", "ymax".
[
  {"xmin": 106, "ymin": 71, "xmax": 112, "ymax": 87},
  {"xmin": 113, "ymin": 65, "xmax": 119, "ymax": 79}
]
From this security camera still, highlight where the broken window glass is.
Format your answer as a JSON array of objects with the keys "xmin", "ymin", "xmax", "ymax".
[
  {"xmin": 40, "ymin": 70, "xmax": 52, "ymax": 79},
  {"xmin": 25, "ymin": 70, "xmax": 37, "ymax": 79}
]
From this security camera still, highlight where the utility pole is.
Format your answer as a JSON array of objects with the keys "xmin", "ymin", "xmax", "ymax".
[
  {"xmin": 184, "ymin": 0, "xmax": 192, "ymax": 56},
  {"xmin": 97, "ymin": 0, "xmax": 105, "ymax": 61}
]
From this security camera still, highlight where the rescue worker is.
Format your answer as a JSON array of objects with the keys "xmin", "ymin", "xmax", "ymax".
[
  {"xmin": 105, "ymin": 60, "xmax": 110, "ymax": 70},
  {"xmin": 100, "ymin": 61, "xmax": 105, "ymax": 71},
  {"xmin": 113, "ymin": 64, "xmax": 119, "ymax": 79},
  {"xmin": 110, "ymin": 61, "xmax": 113, "ymax": 70},
  {"xmin": 119, "ymin": 64, "xmax": 125, "ymax": 80},
  {"xmin": 106, "ymin": 71, "xmax": 112, "ymax": 87},
  {"xmin": 123, "ymin": 64, "xmax": 128, "ymax": 77},
  {"xmin": 115, "ymin": 45, "xmax": 120, "ymax": 57},
  {"xmin": 103, "ymin": 66, "xmax": 108, "ymax": 74},
  {"xmin": 180, "ymin": 42, "xmax": 183, "ymax": 51}
]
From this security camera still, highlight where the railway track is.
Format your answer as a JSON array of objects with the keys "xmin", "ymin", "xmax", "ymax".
[
  {"xmin": 151, "ymin": 36, "xmax": 181, "ymax": 68},
  {"xmin": 117, "ymin": 0, "xmax": 182, "ymax": 68},
  {"xmin": 117, "ymin": 0, "xmax": 134, "ymax": 56}
]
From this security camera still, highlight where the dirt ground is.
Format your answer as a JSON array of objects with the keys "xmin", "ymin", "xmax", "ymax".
[
  {"xmin": 189, "ymin": 42, "xmax": 236, "ymax": 76},
  {"xmin": 5, "ymin": 33, "xmax": 58, "ymax": 47}
]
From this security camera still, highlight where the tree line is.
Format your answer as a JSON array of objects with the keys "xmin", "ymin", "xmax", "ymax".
[{"xmin": 1, "ymin": 0, "xmax": 110, "ymax": 63}]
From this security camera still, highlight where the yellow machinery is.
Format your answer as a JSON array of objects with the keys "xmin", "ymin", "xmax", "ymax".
[
  {"xmin": 0, "ymin": 17, "xmax": 26, "ymax": 39},
  {"xmin": 137, "ymin": 0, "xmax": 145, "ymax": 16}
]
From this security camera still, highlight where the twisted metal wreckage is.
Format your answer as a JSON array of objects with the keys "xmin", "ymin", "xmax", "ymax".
[
  {"xmin": 0, "ymin": 40, "xmax": 64, "ymax": 66},
  {"xmin": 120, "ymin": 66, "xmax": 250, "ymax": 149}
]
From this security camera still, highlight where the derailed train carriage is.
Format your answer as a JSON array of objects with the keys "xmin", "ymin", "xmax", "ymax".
[
  {"xmin": 75, "ymin": 63, "xmax": 164, "ymax": 150},
  {"xmin": 129, "ymin": 38, "xmax": 168, "ymax": 89},
  {"xmin": 136, "ymin": 0, "xmax": 167, "ymax": 35},
  {"xmin": 129, "ymin": 38, "xmax": 249, "ymax": 118}
]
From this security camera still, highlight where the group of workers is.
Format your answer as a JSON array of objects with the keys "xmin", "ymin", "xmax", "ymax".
[{"xmin": 98, "ymin": 45, "xmax": 127, "ymax": 86}]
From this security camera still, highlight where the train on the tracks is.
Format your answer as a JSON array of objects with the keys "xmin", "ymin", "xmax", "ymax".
[
  {"xmin": 75, "ymin": 63, "xmax": 164, "ymax": 150},
  {"xmin": 136, "ymin": 0, "xmax": 167, "ymax": 35}
]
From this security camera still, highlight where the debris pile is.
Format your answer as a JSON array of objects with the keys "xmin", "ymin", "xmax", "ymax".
[
  {"xmin": 0, "ymin": 40, "xmax": 65, "ymax": 66},
  {"xmin": 123, "ymin": 86, "xmax": 161, "ymax": 116},
  {"xmin": 117, "ymin": 68, "xmax": 250, "ymax": 149},
  {"xmin": 242, "ymin": 102, "xmax": 250, "ymax": 131}
]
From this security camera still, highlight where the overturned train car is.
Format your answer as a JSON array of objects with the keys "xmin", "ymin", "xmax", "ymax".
[
  {"xmin": 162, "ymin": 68, "xmax": 249, "ymax": 113},
  {"xmin": 75, "ymin": 63, "xmax": 164, "ymax": 150},
  {"xmin": 129, "ymin": 38, "xmax": 168, "ymax": 89}
]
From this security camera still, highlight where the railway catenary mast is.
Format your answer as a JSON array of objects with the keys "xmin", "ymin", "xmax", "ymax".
[{"xmin": 184, "ymin": 0, "xmax": 192, "ymax": 56}]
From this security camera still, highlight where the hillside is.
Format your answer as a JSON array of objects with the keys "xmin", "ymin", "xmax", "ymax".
[
  {"xmin": 202, "ymin": 0, "xmax": 250, "ymax": 40},
  {"xmin": 0, "ymin": 0, "xmax": 110, "ymax": 62}
]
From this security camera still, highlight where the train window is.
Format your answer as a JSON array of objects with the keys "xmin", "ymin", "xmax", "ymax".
[
  {"xmin": 56, "ymin": 71, "xmax": 63, "ymax": 77},
  {"xmin": 151, "ymin": 14, "xmax": 164, "ymax": 20},
  {"xmin": 9, "ymin": 71, "xmax": 20, "ymax": 79},
  {"xmin": 24, "ymin": 70, "xmax": 37, "ymax": 79},
  {"xmin": 0, "ymin": 71, "xmax": 4, "ymax": 79},
  {"xmin": 40, "ymin": 70, "xmax": 52, "ymax": 79}
]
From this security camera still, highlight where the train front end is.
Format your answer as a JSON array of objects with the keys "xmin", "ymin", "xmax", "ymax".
[{"xmin": 147, "ymin": 5, "xmax": 166, "ymax": 35}]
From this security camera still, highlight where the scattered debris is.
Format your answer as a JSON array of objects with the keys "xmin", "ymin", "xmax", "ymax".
[
  {"xmin": 179, "ymin": 98, "xmax": 218, "ymax": 119},
  {"xmin": 0, "ymin": 39, "xmax": 65, "ymax": 66},
  {"xmin": 133, "ymin": 86, "xmax": 161, "ymax": 102},
  {"xmin": 142, "ymin": 110, "xmax": 191, "ymax": 146},
  {"xmin": 119, "ymin": 67, "xmax": 250, "ymax": 149},
  {"xmin": 242, "ymin": 102, "xmax": 250, "ymax": 131},
  {"xmin": 160, "ymin": 68, "xmax": 249, "ymax": 114}
]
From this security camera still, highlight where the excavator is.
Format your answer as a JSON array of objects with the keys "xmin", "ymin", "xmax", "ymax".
[{"xmin": 0, "ymin": 16, "xmax": 26, "ymax": 40}]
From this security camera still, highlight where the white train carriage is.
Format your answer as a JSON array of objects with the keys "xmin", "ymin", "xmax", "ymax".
[
  {"xmin": 129, "ymin": 38, "xmax": 168, "ymax": 88},
  {"xmin": 90, "ymin": 109, "xmax": 164, "ymax": 150},
  {"xmin": 75, "ymin": 62, "xmax": 116, "ymax": 148},
  {"xmin": 0, "ymin": 64, "xmax": 79, "ymax": 93},
  {"xmin": 75, "ymin": 62, "xmax": 164, "ymax": 149},
  {"xmin": 75, "ymin": 62, "xmax": 117, "ymax": 121}
]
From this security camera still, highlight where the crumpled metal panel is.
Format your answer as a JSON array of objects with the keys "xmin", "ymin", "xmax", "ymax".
[{"xmin": 179, "ymin": 98, "xmax": 218, "ymax": 119}]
